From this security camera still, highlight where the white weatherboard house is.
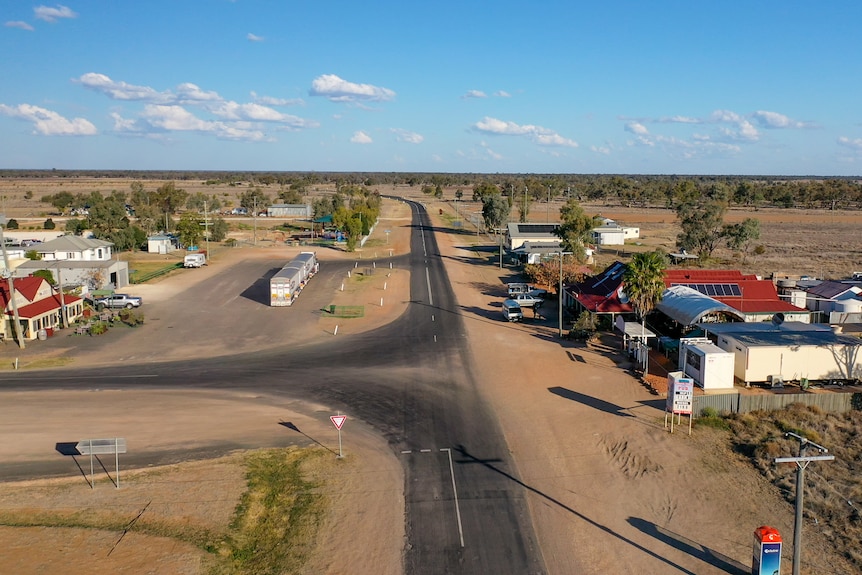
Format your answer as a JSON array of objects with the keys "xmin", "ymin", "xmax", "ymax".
[
  {"xmin": 13, "ymin": 235, "xmax": 130, "ymax": 289},
  {"xmin": 592, "ymin": 218, "xmax": 640, "ymax": 246}
]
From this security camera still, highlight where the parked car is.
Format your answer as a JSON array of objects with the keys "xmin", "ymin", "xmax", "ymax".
[
  {"xmin": 93, "ymin": 293, "xmax": 143, "ymax": 310},
  {"xmin": 511, "ymin": 292, "xmax": 545, "ymax": 308}
]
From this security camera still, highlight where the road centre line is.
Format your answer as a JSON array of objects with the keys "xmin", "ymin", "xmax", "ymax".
[{"xmin": 425, "ymin": 267, "xmax": 434, "ymax": 307}]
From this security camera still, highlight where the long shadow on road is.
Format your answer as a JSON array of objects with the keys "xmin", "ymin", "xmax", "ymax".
[
  {"xmin": 548, "ymin": 385, "xmax": 636, "ymax": 417},
  {"xmin": 454, "ymin": 444, "xmax": 703, "ymax": 575},
  {"xmin": 628, "ymin": 517, "xmax": 749, "ymax": 575}
]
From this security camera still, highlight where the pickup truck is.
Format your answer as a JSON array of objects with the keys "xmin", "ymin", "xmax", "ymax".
[
  {"xmin": 510, "ymin": 291, "xmax": 546, "ymax": 308},
  {"xmin": 93, "ymin": 293, "xmax": 143, "ymax": 310}
]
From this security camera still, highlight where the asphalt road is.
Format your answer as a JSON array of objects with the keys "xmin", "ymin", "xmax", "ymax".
[{"xmin": 0, "ymin": 200, "xmax": 546, "ymax": 574}]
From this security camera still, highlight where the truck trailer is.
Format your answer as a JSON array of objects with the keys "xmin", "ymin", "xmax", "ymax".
[{"xmin": 270, "ymin": 252, "xmax": 319, "ymax": 306}]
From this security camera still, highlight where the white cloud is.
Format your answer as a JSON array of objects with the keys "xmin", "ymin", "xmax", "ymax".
[
  {"xmin": 659, "ymin": 115, "xmax": 702, "ymax": 124},
  {"xmin": 472, "ymin": 116, "xmax": 577, "ymax": 147},
  {"xmin": 462, "ymin": 90, "xmax": 487, "ymax": 99},
  {"xmin": 591, "ymin": 145, "xmax": 610, "ymax": 155},
  {"xmin": 77, "ymin": 73, "xmax": 171, "ymax": 102},
  {"xmin": 479, "ymin": 141, "xmax": 502, "ymax": 160},
  {"xmin": 751, "ymin": 110, "xmax": 807, "ymax": 129},
  {"xmin": 711, "ymin": 110, "xmax": 759, "ymax": 141},
  {"xmin": 625, "ymin": 121, "xmax": 649, "ymax": 135},
  {"xmin": 350, "ymin": 131, "xmax": 373, "ymax": 144},
  {"xmin": 34, "ymin": 4, "xmax": 77, "ymax": 22},
  {"xmin": 493, "ymin": 90, "xmax": 511, "ymax": 98},
  {"xmin": 110, "ymin": 112, "xmax": 141, "ymax": 133},
  {"xmin": 176, "ymin": 83, "xmax": 221, "ymax": 102},
  {"xmin": 309, "ymin": 74, "xmax": 395, "ymax": 103},
  {"xmin": 140, "ymin": 105, "xmax": 266, "ymax": 141},
  {"xmin": 837, "ymin": 136, "xmax": 862, "ymax": 150},
  {"xmin": 0, "ymin": 103, "xmax": 96, "ymax": 136},
  {"xmin": 75, "ymin": 73, "xmax": 317, "ymax": 140},
  {"xmin": 5, "ymin": 21, "xmax": 34, "ymax": 31},
  {"xmin": 247, "ymin": 33, "xmax": 264, "ymax": 42},
  {"xmin": 390, "ymin": 128, "xmax": 423, "ymax": 144},
  {"xmin": 250, "ymin": 92, "xmax": 304, "ymax": 107}
]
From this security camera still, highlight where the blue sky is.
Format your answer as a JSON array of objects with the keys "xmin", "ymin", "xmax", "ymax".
[{"xmin": 2, "ymin": 1, "xmax": 861, "ymax": 175}]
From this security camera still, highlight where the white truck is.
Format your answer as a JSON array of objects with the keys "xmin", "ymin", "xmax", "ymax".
[
  {"xmin": 270, "ymin": 252, "xmax": 319, "ymax": 306},
  {"xmin": 183, "ymin": 253, "xmax": 207, "ymax": 268}
]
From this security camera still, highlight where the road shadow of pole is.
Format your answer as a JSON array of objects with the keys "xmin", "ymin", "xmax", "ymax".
[
  {"xmin": 548, "ymin": 386, "xmax": 636, "ymax": 417},
  {"xmin": 453, "ymin": 444, "xmax": 702, "ymax": 575},
  {"xmin": 278, "ymin": 421, "xmax": 339, "ymax": 456},
  {"xmin": 628, "ymin": 517, "xmax": 749, "ymax": 575}
]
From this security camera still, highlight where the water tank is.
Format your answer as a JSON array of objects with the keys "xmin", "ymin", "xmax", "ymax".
[{"xmin": 777, "ymin": 279, "xmax": 797, "ymax": 289}]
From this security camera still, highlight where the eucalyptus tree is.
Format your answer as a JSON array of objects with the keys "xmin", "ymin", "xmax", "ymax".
[{"xmin": 555, "ymin": 198, "xmax": 602, "ymax": 261}]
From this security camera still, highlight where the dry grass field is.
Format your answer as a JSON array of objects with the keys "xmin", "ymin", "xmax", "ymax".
[{"xmin": 0, "ymin": 176, "xmax": 859, "ymax": 280}]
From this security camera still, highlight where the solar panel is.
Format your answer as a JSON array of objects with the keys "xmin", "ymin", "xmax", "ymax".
[{"xmin": 671, "ymin": 283, "xmax": 742, "ymax": 297}]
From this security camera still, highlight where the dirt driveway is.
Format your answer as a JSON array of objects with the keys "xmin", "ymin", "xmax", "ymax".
[{"xmin": 0, "ymin": 196, "xmax": 851, "ymax": 574}]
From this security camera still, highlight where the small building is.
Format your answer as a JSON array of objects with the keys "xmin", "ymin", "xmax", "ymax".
[
  {"xmin": 591, "ymin": 218, "xmax": 639, "ymax": 246},
  {"xmin": 147, "ymin": 234, "xmax": 178, "ymax": 255},
  {"xmin": 505, "ymin": 223, "xmax": 559, "ymax": 251},
  {"xmin": 797, "ymin": 280, "xmax": 862, "ymax": 323},
  {"xmin": 267, "ymin": 204, "xmax": 312, "ymax": 218},
  {"xmin": 678, "ymin": 338, "xmax": 735, "ymax": 390}
]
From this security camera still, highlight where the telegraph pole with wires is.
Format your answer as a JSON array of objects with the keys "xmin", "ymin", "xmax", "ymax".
[{"xmin": 775, "ymin": 432, "xmax": 835, "ymax": 575}]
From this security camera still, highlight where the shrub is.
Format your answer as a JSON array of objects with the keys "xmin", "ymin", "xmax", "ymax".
[
  {"xmin": 118, "ymin": 308, "xmax": 144, "ymax": 326},
  {"xmin": 89, "ymin": 321, "xmax": 109, "ymax": 335}
]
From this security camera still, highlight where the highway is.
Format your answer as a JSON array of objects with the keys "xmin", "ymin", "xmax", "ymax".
[{"xmin": 0, "ymin": 200, "xmax": 545, "ymax": 574}]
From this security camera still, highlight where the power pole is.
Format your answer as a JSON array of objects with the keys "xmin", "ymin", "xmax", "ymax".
[
  {"xmin": 203, "ymin": 201, "xmax": 211, "ymax": 259},
  {"xmin": 775, "ymin": 432, "xmax": 835, "ymax": 575}
]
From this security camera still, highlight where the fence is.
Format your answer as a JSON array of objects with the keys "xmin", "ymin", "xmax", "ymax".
[
  {"xmin": 130, "ymin": 263, "xmax": 183, "ymax": 284},
  {"xmin": 694, "ymin": 390, "xmax": 861, "ymax": 416},
  {"xmin": 326, "ymin": 305, "xmax": 365, "ymax": 318}
]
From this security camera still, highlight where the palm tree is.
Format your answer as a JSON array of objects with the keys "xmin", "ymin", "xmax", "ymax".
[{"xmin": 622, "ymin": 251, "xmax": 667, "ymax": 374}]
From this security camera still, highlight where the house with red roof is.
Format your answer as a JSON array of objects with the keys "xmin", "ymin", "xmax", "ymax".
[
  {"xmin": 0, "ymin": 276, "xmax": 84, "ymax": 342},
  {"xmin": 567, "ymin": 263, "xmax": 810, "ymax": 328},
  {"xmin": 664, "ymin": 269, "xmax": 810, "ymax": 323}
]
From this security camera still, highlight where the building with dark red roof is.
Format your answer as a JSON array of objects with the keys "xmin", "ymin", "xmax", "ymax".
[
  {"xmin": 1, "ymin": 277, "xmax": 84, "ymax": 341},
  {"xmin": 664, "ymin": 269, "xmax": 810, "ymax": 323},
  {"xmin": 567, "ymin": 263, "xmax": 810, "ymax": 327}
]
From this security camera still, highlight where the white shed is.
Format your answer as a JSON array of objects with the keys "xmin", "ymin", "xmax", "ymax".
[
  {"xmin": 714, "ymin": 330, "xmax": 862, "ymax": 385},
  {"xmin": 678, "ymin": 339, "xmax": 735, "ymax": 390}
]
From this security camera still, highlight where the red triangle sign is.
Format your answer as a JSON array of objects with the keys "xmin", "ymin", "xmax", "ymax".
[{"xmin": 330, "ymin": 415, "xmax": 347, "ymax": 430}]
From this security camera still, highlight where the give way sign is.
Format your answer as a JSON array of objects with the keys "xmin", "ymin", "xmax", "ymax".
[{"xmin": 330, "ymin": 415, "xmax": 347, "ymax": 430}]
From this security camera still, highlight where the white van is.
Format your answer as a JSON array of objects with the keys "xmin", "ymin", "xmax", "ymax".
[{"xmin": 501, "ymin": 299, "xmax": 524, "ymax": 322}]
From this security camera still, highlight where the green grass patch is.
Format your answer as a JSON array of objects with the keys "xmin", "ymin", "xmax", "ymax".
[{"xmin": 213, "ymin": 448, "xmax": 327, "ymax": 575}]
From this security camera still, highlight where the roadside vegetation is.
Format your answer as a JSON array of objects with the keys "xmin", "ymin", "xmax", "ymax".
[
  {"xmin": 705, "ymin": 404, "xmax": 862, "ymax": 569},
  {"xmin": 0, "ymin": 446, "xmax": 329, "ymax": 575}
]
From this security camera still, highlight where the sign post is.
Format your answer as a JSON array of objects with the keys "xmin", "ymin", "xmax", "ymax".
[
  {"xmin": 330, "ymin": 414, "xmax": 347, "ymax": 458},
  {"xmin": 76, "ymin": 438, "xmax": 127, "ymax": 489},
  {"xmin": 665, "ymin": 372, "xmax": 693, "ymax": 434}
]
